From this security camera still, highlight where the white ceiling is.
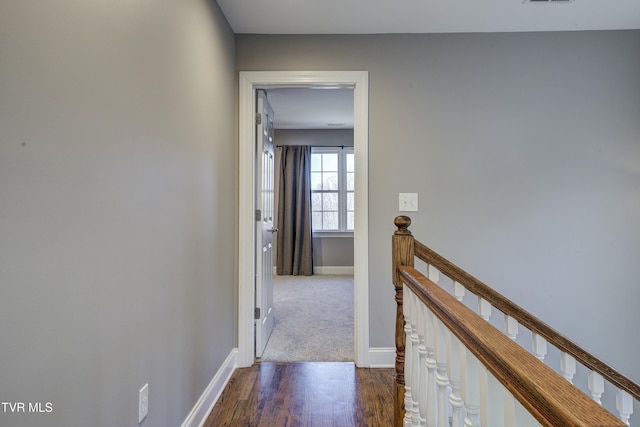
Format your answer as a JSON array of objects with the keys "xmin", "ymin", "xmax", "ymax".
[
  {"xmin": 224, "ymin": 0, "xmax": 639, "ymax": 129},
  {"xmin": 217, "ymin": 0, "xmax": 640, "ymax": 35},
  {"xmin": 266, "ymin": 88, "xmax": 354, "ymax": 130}
]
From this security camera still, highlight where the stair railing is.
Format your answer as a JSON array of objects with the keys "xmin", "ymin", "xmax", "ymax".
[{"xmin": 392, "ymin": 215, "xmax": 639, "ymax": 427}]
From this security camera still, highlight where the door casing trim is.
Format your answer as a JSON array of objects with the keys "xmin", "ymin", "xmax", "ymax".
[{"xmin": 237, "ymin": 71, "xmax": 370, "ymax": 367}]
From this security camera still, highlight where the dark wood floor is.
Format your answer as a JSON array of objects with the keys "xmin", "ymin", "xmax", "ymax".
[{"xmin": 204, "ymin": 362, "xmax": 394, "ymax": 427}]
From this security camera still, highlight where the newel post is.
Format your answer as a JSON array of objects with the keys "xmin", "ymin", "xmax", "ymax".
[{"xmin": 392, "ymin": 216, "xmax": 415, "ymax": 427}]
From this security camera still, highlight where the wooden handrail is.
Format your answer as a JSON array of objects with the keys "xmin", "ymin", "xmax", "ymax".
[
  {"xmin": 399, "ymin": 265, "xmax": 624, "ymax": 427},
  {"xmin": 392, "ymin": 216, "xmax": 639, "ymax": 427},
  {"xmin": 413, "ymin": 238, "xmax": 640, "ymax": 402}
]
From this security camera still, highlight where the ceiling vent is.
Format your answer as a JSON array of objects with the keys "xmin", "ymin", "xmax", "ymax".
[{"xmin": 524, "ymin": 0, "xmax": 574, "ymax": 3}]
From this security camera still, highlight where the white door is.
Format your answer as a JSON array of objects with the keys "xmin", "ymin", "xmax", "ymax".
[{"xmin": 255, "ymin": 90, "xmax": 275, "ymax": 358}]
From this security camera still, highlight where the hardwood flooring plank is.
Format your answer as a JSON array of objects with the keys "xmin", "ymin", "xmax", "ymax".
[{"xmin": 204, "ymin": 362, "xmax": 394, "ymax": 427}]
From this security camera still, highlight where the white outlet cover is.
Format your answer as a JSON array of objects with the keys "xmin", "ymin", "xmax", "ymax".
[
  {"xmin": 399, "ymin": 193, "xmax": 418, "ymax": 212},
  {"xmin": 139, "ymin": 383, "xmax": 149, "ymax": 423}
]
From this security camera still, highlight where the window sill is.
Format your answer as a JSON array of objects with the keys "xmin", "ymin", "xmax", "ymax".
[{"xmin": 312, "ymin": 231, "xmax": 354, "ymax": 238}]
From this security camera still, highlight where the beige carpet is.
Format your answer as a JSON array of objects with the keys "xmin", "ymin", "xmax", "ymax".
[{"xmin": 260, "ymin": 274, "xmax": 354, "ymax": 362}]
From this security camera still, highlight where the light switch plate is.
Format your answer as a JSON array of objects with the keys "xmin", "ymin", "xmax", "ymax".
[{"xmin": 399, "ymin": 193, "xmax": 418, "ymax": 212}]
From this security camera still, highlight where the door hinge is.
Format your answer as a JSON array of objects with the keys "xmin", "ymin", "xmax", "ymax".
[
  {"xmin": 254, "ymin": 307, "xmax": 261, "ymax": 319},
  {"xmin": 255, "ymin": 113, "xmax": 262, "ymax": 125},
  {"xmin": 255, "ymin": 209, "xmax": 261, "ymax": 221}
]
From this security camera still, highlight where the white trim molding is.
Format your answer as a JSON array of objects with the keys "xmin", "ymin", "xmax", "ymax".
[
  {"xmin": 273, "ymin": 266, "xmax": 355, "ymax": 275},
  {"xmin": 368, "ymin": 347, "xmax": 396, "ymax": 368},
  {"xmin": 238, "ymin": 71, "xmax": 370, "ymax": 368},
  {"xmin": 313, "ymin": 266, "xmax": 355, "ymax": 275},
  {"xmin": 180, "ymin": 349, "xmax": 237, "ymax": 427}
]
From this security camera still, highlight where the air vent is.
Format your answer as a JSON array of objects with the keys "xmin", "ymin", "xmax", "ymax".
[{"xmin": 524, "ymin": 0, "xmax": 574, "ymax": 3}]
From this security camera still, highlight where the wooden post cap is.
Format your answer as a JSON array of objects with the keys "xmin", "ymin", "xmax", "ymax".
[{"xmin": 394, "ymin": 216, "xmax": 412, "ymax": 234}]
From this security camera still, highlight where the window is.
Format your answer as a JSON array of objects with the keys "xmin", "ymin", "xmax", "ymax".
[{"xmin": 310, "ymin": 147, "xmax": 354, "ymax": 232}]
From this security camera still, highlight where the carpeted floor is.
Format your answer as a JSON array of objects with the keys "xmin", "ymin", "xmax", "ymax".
[{"xmin": 260, "ymin": 274, "xmax": 354, "ymax": 362}]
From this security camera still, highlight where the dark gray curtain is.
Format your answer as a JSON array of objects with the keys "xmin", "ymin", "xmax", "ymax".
[{"xmin": 276, "ymin": 145, "xmax": 313, "ymax": 276}]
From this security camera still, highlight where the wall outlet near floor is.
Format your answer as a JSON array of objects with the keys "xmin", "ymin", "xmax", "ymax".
[
  {"xmin": 138, "ymin": 383, "xmax": 149, "ymax": 423},
  {"xmin": 399, "ymin": 193, "xmax": 418, "ymax": 212}
]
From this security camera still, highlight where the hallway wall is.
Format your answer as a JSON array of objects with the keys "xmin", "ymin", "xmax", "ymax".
[
  {"xmin": 0, "ymin": 1, "xmax": 236, "ymax": 426},
  {"xmin": 237, "ymin": 31, "xmax": 640, "ymax": 383}
]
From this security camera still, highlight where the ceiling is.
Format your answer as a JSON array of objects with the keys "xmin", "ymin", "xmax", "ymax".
[
  {"xmin": 222, "ymin": 0, "xmax": 639, "ymax": 129},
  {"xmin": 265, "ymin": 88, "xmax": 354, "ymax": 130},
  {"xmin": 217, "ymin": 0, "xmax": 640, "ymax": 35}
]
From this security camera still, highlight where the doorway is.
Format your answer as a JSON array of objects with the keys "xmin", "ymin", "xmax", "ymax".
[{"xmin": 237, "ymin": 71, "xmax": 370, "ymax": 367}]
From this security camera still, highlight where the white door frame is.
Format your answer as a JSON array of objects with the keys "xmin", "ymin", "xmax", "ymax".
[{"xmin": 237, "ymin": 70, "xmax": 370, "ymax": 368}]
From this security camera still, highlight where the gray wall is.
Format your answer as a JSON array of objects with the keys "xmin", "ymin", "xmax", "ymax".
[
  {"xmin": 238, "ymin": 32, "xmax": 640, "ymax": 382},
  {"xmin": 311, "ymin": 236, "xmax": 354, "ymax": 267},
  {"xmin": 0, "ymin": 1, "xmax": 236, "ymax": 426},
  {"xmin": 274, "ymin": 129, "xmax": 355, "ymax": 267}
]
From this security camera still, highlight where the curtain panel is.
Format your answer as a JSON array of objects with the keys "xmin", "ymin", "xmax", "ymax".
[{"xmin": 276, "ymin": 145, "xmax": 313, "ymax": 276}]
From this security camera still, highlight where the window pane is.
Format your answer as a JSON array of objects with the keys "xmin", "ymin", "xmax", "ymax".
[
  {"xmin": 346, "ymin": 153, "xmax": 354, "ymax": 172},
  {"xmin": 312, "ymin": 192, "xmax": 322, "ymax": 211},
  {"xmin": 347, "ymin": 192, "xmax": 354, "ymax": 211},
  {"xmin": 311, "ymin": 149, "xmax": 356, "ymax": 233},
  {"xmin": 323, "ymin": 172, "xmax": 338, "ymax": 190},
  {"xmin": 312, "ymin": 212, "xmax": 323, "ymax": 230},
  {"xmin": 322, "ymin": 153, "xmax": 338, "ymax": 171},
  {"xmin": 311, "ymin": 153, "xmax": 322, "ymax": 172},
  {"xmin": 323, "ymin": 193, "xmax": 338, "ymax": 211},
  {"xmin": 323, "ymin": 212, "xmax": 339, "ymax": 230},
  {"xmin": 311, "ymin": 172, "xmax": 322, "ymax": 190}
]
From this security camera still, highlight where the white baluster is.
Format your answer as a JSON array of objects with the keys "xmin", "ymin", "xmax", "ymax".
[
  {"xmin": 504, "ymin": 394, "xmax": 516, "ymax": 427},
  {"xmin": 514, "ymin": 399, "xmax": 542, "ymax": 427},
  {"xmin": 560, "ymin": 352, "xmax": 576, "ymax": 384},
  {"xmin": 531, "ymin": 333, "xmax": 547, "ymax": 362},
  {"xmin": 410, "ymin": 300, "xmax": 421, "ymax": 426},
  {"xmin": 462, "ymin": 348, "xmax": 481, "ymax": 427},
  {"xmin": 616, "ymin": 389, "xmax": 633, "ymax": 426},
  {"xmin": 478, "ymin": 367, "xmax": 487, "ymax": 427},
  {"xmin": 452, "ymin": 281, "xmax": 465, "ymax": 302},
  {"xmin": 504, "ymin": 316, "xmax": 518, "ymax": 341},
  {"xmin": 446, "ymin": 332, "xmax": 464, "ymax": 427},
  {"xmin": 417, "ymin": 303, "xmax": 428, "ymax": 427},
  {"xmin": 435, "ymin": 318, "xmax": 450, "ymax": 427},
  {"xmin": 403, "ymin": 287, "xmax": 413, "ymax": 426},
  {"xmin": 588, "ymin": 371, "xmax": 604, "ymax": 404},
  {"xmin": 428, "ymin": 265, "xmax": 440, "ymax": 283},
  {"xmin": 478, "ymin": 298, "xmax": 492, "ymax": 322},
  {"xmin": 480, "ymin": 367, "xmax": 505, "ymax": 427},
  {"xmin": 425, "ymin": 309, "xmax": 437, "ymax": 427}
]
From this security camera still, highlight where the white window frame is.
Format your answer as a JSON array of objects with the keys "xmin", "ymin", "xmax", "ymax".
[{"xmin": 310, "ymin": 146, "xmax": 354, "ymax": 235}]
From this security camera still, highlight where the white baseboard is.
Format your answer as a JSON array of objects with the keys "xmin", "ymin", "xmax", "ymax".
[
  {"xmin": 273, "ymin": 266, "xmax": 355, "ymax": 275},
  {"xmin": 368, "ymin": 347, "xmax": 396, "ymax": 368},
  {"xmin": 181, "ymin": 349, "xmax": 237, "ymax": 427},
  {"xmin": 313, "ymin": 266, "xmax": 354, "ymax": 275}
]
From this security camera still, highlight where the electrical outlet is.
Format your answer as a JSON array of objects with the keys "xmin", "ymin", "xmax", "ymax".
[
  {"xmin": 399, "ymin": 193, "xmax": 418, "ymax": 212},
  {"xmin": 138, "ymin": 383, "xmax": 149, "ymax": 423}
]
